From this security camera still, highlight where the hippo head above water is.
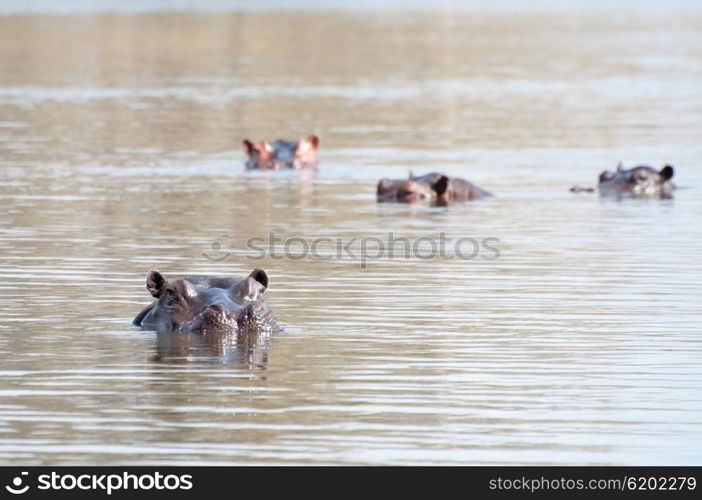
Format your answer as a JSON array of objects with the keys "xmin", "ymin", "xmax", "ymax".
[
  {"xmin": 133, "ymin": 269, "xmax": 279, "ymax": 335},
  {"xmin": 242, "ymin": 135, "xmax": 319, "ymax": 170},
  {"xmin": 571, "ymin": 163, "xmax": 675, "ymax": 198},
  {"xmin": 377, "ymin": 172, "xmax": 492, "ymax": 205},
  {"xmin": 598, "ymin": 164, "xmax": 675, "ymax": 198}
]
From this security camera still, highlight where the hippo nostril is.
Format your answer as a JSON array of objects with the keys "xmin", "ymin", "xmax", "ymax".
[{"xmin": 207, "ymin": 304, "xmax": 225, "ymax": 315}]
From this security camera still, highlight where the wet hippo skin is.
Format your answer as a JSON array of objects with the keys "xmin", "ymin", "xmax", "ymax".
[{"xmin": 133, "ymin": 269, "xmax": 280, "ymax": 335}]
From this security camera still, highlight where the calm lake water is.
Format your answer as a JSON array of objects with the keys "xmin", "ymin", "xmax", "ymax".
[{"xmin": 1, "ymin": 1, "xmax": 701, "ymax": 465}]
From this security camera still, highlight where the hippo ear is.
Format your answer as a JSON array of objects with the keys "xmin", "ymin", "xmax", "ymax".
[
  {"xmin": 249, "ymin": 268, "xmax": 269, "ymax": 290},
  {"xmin": 377, "ymin": 178, "xmax": 393, "ymax": 193},
  {"xmin": 296, "ymin": 135, "xmax": 319, "ymax": 153},
  {"xmin": 242, "ymin": 139, "xmax": 255, "ymax": 155},
  {"xmin": 599, "ymin": 170, "xmax": 614, "ymax": 183},
  {"xmin": 146, "ymin": 270, "xmax": 168, "ymax": 298},
  {"xmin": 660, "ymin": 165, "xmax": 674, "ymax": 180},
  {"xmin": 307, "ymin": 135, "xmax": 320, "ymax": 149},
  {"xmin": 431, "ymin": 175, "xmax": 450, "ymax": 196},
  {"xmin": 617, "ymin": 161, "xmax": 624, "ymax": 171},
  {"xmin": 237, "ymin": 269, "xmax": 268, "ymax": 301}
]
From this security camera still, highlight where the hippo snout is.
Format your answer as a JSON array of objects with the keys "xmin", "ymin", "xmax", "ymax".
[
  {"xmin": 205, "ymin": 303, "xmax": 227, "ymax": 318},
  {"xmin": 181, "ymin": 303, "xmax": 239, "ymax": 335},
  {"xmin": 183, "ymin": 303, "xmax": 270, "ymax": 335}
]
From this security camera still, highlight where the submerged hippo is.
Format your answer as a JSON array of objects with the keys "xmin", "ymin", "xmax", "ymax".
[
  {"xmin": 242, "ymin": 135, "xmax": 319, "ymax": 170},
  {"xmin": 133, "ymin": 269, "xmax": 279, "ymax": 335},
  {"xmin": 571, "ymin": 163, "xmax": 675, "ymax": 198},
  {"xmin": 377, "ymin": 172, "xmax": 492, "ymax": 205}
]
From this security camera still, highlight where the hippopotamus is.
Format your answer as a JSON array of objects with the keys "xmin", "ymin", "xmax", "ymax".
[
  {"xmin": 571, "ymin": 163, "xmax": 675, "ymax": 198},
  {"xmin": 377, "ymin": 172, "xmax": 492, "ymax": 205},
  {"xmin": 133, "ymin": 269, "xmax": 279, "ymax": 335},
  {"xmin": 242, "ymin": 135, "xmax": 319, "ymax": 169}
]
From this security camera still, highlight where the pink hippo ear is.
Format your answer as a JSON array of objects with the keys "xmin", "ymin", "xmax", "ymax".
[
  {"xmin": 243, "ymin": 140, "xmax": 272, "ymax": 155},
  {"xmin": 296, "ymin": 135, "xmax": 319, "ymax": 153},
  {"xmin": 249, "ymin": 268, "xmax": 269, "ymax": 289},
  {"xmin": 243, "ymin": 140, "xmax": 275, "ymax": 156},
  {"xmin": 236, "ymin": 269, "xmax": 269, "ymax": 302},
  {"xmin": 146, "ymin": 270, "xmax": 168, "ymax": 298},
  {"xmin": 242, "ymin": 139, "xmax": 256, "ymax": 155}
]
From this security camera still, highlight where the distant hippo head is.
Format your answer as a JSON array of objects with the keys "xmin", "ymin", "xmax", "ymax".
[
  {"xmin": 377, "ymin": 175, "xmax": 447, "ymax": 203},
  {"xmin": 242, "ymin": 135, "xmax": 319, "ymax": 170},
  {"xmin": 571, "ymin": 163, "xmax": 676, "ymax": 198},
  {"xmin": 133, "ymin": 269, "xmax": 279, "ymax": 335},
  {"xmin": 597, "ymin": 164, "xmax": 675, "ymax": 198},
  {"xmin": 377, "ymin": 172, "xmax": 492, "ymax": 204}
]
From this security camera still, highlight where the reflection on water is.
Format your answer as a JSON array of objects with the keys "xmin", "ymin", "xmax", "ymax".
[
  {"xmin": 151, "ymin": 329, "xmax": 273, "ymax": 368},
  {"xmin": 0, "ymin": 1, "xmax": 701, "ymax": 465}
]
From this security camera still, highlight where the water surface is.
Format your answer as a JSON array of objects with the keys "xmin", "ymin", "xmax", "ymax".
[{"xmin": 0, "ymin": 1, "xmax": 701, "ymax": 465}]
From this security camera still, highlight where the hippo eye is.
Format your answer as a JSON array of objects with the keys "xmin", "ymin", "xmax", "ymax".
[{"xmin": 164, "ymin": 289, "xmax": 179, "ymax": 306}]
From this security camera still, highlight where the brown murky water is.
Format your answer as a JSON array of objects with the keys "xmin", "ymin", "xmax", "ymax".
[{"xmin": 1, "ymin": 1, "xmax": 701, "ymax": 465}]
